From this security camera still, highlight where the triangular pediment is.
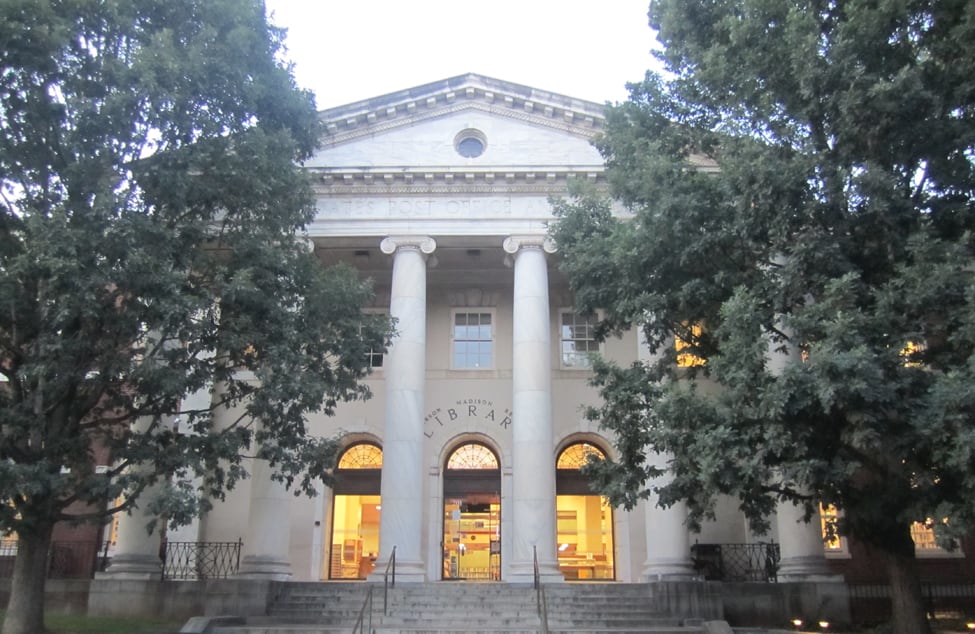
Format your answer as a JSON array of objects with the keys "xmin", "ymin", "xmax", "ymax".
[{"xmin": 306, "ymin": 74, "xmax": 607, "ymax": 172}]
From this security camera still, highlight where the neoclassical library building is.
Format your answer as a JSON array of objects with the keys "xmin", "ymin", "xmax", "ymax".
[{"xmin": 99, "ymin": 74, "xmax": 973, "ymax": 590}]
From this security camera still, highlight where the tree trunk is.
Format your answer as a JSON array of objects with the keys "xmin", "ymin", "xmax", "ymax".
[
  {"xmin": 2, "ymin": 523, "xmax": 54, "ymax": 634},
  {"xmin": 885, "ymin": 546, "xmax": 931, "ymax": 634}
]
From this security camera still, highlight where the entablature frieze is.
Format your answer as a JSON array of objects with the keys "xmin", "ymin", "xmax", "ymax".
[{"xmin": 310, "ymin": 168, "xmax": 606, "ymax": 196}]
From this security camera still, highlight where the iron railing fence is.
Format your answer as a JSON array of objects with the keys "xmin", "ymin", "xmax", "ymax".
[
  {"xmin": 0, "ymin": 539, "xmax": 111, "ymax": 579},
  {"xmin": 691, "ymin": 542, "xmax": 780, "ymax": 582},
  {"xmin": 161, "ymin": 539, "xmax": 242, "ymax": 580},
  {"xmin": 849, "ymin": 583, "xmax": 975, "ymax": 625}
]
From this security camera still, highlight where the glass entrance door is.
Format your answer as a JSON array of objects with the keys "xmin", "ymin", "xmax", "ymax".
[
  {"xmin": 442, "ymin": 442, "xmax": 502, "ymax": 581},
  {"xmin": 442, "ymin": 494, "xmax": 500, "ymax": 580}
]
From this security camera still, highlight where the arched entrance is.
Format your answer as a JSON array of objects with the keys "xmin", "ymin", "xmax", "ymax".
[
  {"xmin": 329, "ymin": 443, "xmax": 382, "ymax": 579},
  {"xmin": 442, "ymin": 442, "xmax": 501, "ymax": 580},
  {"xmin": 556, "ymin": 442, "xmax": 615, "ymax": 580}
]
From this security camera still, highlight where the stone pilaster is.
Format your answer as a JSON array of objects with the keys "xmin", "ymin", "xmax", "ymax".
[
  {"xmin": 374, "ymin": 235, "xmax": 436, "ymax": 581},
  {"xmin": 503, "ymin": 235, "xmax": 562, "ymax": 583}
]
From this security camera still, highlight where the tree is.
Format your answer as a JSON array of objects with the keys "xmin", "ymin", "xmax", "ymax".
[
  {"xmin": 550, "ymin": 2, "xmax": 975, "ymax": 633},
  {"xmin": 0, "ymin": 2, "xmax": 390, "ymax": 633}
]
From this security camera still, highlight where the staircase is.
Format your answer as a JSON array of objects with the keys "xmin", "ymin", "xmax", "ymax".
[
  {"xmin": 544, "ymin": 583, "xmax": 700, "ymax": 633},
  {"xmin": 207, "ymin": 581, "xmax": 707, "ymax": 634}
]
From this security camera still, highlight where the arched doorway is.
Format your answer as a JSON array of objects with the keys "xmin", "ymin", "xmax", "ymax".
[
  {"xmin": 329, "ymin": 442, "xmax": 382, "ymax": 579},
  {"xmin": 556, "ymin": 442, "xmax": 615, "ymax": 580},
  {"xmin": 442, "ymin": 442, "xmax": 501, "ymax": 580}
]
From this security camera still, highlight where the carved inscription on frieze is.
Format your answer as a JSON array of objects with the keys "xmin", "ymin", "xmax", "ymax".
[{"xmin": 424, "ymin": 398, "xmax": 513, "ymax": 438}]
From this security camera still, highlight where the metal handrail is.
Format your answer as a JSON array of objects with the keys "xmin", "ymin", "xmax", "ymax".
[
  {"xmin": 353, "ymin": 545, "xmax": 395, "ymax": 633},
  {"xmin": 351, "ymin": 585, "xmax": 373, "ymax": 634},
  {"xmin": 382, "ymin": 546, "xmax": 396, "ymax": 615},
  {"xmin": 533, "ymin": 546, "xmax": 549, "ymax": 634},
  {"xmin": 533, "ymin": 545, "xmax": 539, "ymax": 590}
]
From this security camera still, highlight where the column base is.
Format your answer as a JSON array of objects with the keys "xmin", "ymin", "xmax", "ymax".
[
  {"xmin": 368, "ymin": 557, "xmax": 426, "ymax": 583},
  {"xmin": 776, "ymin": 555, "xmax": 840, "ymax": 582},
  {"xmin": 96, "ymin": 553, "xmax": 162, "ymax": 580},
  {"xmin": 236, "ymin": 555, "xmax": 292, "ymax": 580},
  {"xmin": 641, "ymin": 557, "xmax": 699, "ymax": 582},
  {"xmin": 506, "ymin": 560, "xmax": 565, "ymax": 584}
]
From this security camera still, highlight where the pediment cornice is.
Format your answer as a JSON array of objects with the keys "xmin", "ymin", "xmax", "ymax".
[
  {"xmin": 309, "ymin": 166, "xmax": 606, "ymax": 196},
  {"xmin": 318, "ymin": 73, "xmax": 607, "ymax": 146}
]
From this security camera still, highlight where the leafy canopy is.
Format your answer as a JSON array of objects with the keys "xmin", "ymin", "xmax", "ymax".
[
  {"xmin": 551, "ymin": 0, "xmax": 975, "ymax": 559},
  {"xmin": 0, "ymin": 0, "xmax": 390, "ymax": 536}
]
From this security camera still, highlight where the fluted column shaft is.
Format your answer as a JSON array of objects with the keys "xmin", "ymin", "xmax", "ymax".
[
  {"xmin": 504, "ymin": 235, "xmax": 561, "ymax": 582},
  {"xmin": 375, "ymin": 235, "xmax": 435, "ymax": 581}
]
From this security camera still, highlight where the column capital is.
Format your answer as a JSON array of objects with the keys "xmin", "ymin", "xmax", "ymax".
[
  {"xmin": 380, "ymin": 235, "xmax": 437, "ymax": 256},
  {"xmin": 502, "ymin": 235, "xmax": 557, "ymax": 256}
]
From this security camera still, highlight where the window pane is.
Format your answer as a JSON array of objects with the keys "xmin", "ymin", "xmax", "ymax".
[
  {"xmin": 454, "ymin": 312, "xmax": 493, "ymax": 369},
  {"xmin": 561, "ymin": 313, "xmax": 596, "ymax": 369}
]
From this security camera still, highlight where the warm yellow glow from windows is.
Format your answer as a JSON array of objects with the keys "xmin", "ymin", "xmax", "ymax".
[
  {"xmin": 330, "ymin": 494, "xmax": 380, "ymax": 579},
  {"xmin": 899, "ymin": 340, "xmax": 924, "ymax": 367},
  {"xmin": 446, "ymin": 444, "xmax": 498, "ymax": 470},
  {"xmin": 557, "ymin": 443, "xmax": 606, "ymax": 469},
  {"xmin": 819, "ymin": 504, "xmax": 843, "ymax": 551},
  {"xmin": 556, "ymin": 495, "xmax": 615, "ymax": 580},
  {"xmin": 675, "ymin": 323, "xmax": 705, "ymax": 367},
  {"xmin": 910, "ymin": 518, "xmax": 950, "ymax": 551},
  {"xmin": 337, "ymin": 444, "xmax": 383, "ymax": 469}
]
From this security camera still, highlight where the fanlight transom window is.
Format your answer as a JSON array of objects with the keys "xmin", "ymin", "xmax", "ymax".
[
  {"xmin": 557, "ymin": 443, "xmax": 606, "ymax": 469},
  {"xmin": 338, "ymin": 443, "xmax": 383, "ymax": 469},
  {"xmin": 446, "ymin": 443, "xmax": 499, "ymax": 470}
]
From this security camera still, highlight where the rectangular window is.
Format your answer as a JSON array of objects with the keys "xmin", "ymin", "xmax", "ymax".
[
  {"xmin": 819, "ymin": 504, "xmax": 845, "ymax": 553},
  {"xmin": 675, "ymin": 323, "xmax": 706, "ymax": 368},
  {"xmin": 910, "ymin": 518, "xmax": 960, "ymax": 556},
  {"xmin": 453, "ymin": 312, "xmax": 493, "ymax": 369},
  {"xmin": 561, "ymin": 312, "xmax": 598, "ymax": 369},
  {"xmin": 362, "ymin": 312, "xmax": 387, "ymax": 370}
]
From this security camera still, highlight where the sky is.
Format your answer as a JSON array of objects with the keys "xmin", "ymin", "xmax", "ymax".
[{"xmin": 262, "ymin": 1, "xmax": 662, "ymax": 111}]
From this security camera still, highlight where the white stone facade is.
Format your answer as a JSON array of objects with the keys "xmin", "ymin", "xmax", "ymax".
[{"xmin": 105, "ymin": 74, "xmax": 829, "ymax": 584}]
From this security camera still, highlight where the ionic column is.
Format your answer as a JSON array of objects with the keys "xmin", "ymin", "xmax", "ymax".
[
  {"xmin": 236, "ymin": 453, "xmax": 293, "ymax": 579},
  {"xmin": 98, "ymin": 417, "xmax": 165, "ymax": 579},
  {"xmin": 374, "ymin": 235, "xmax": 436, "ymax": 581},
  {"xmin": 775, "ymin": 501, "xmax": 834, "ymax": 580},
  {"xmin": 504, "ymin": 235, "xmax": 562, "ymax": 582},
  {"xmin": 765, "ymin": 302, "xmax": 834, "ymax": 581},
  {"xmin": 641, "ymin": 452, "xmax": 696, "ymax": 580}
]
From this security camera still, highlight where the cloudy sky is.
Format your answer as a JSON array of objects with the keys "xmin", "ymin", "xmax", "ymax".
[{"xmin": 263, "ymin": 1, "xmax": 662, "ymax": 111}]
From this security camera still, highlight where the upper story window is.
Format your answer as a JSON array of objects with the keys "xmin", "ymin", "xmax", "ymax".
[
  {"xmin": 453, "ymin": 311, "xmax": 493, "ymax": 369},
  {"xmin": 675, "ymin": 322, "xmax": 706, "ymax": 368},
  {"xmin": 560, "ymin": 312, "xmax": 598, "ymax": 369},
  {"xmin": 360, "ymin": 311, "xmax": 387, "ymax": 370}
]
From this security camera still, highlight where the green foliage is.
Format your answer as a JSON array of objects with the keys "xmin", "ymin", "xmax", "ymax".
[
  {"xmin": 0, "ymin": 0, "xmax": 391, "ymax": 539},
  {"xmin": 551, "ymin": 0, "xmax": 975, "ymax": 559}
]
